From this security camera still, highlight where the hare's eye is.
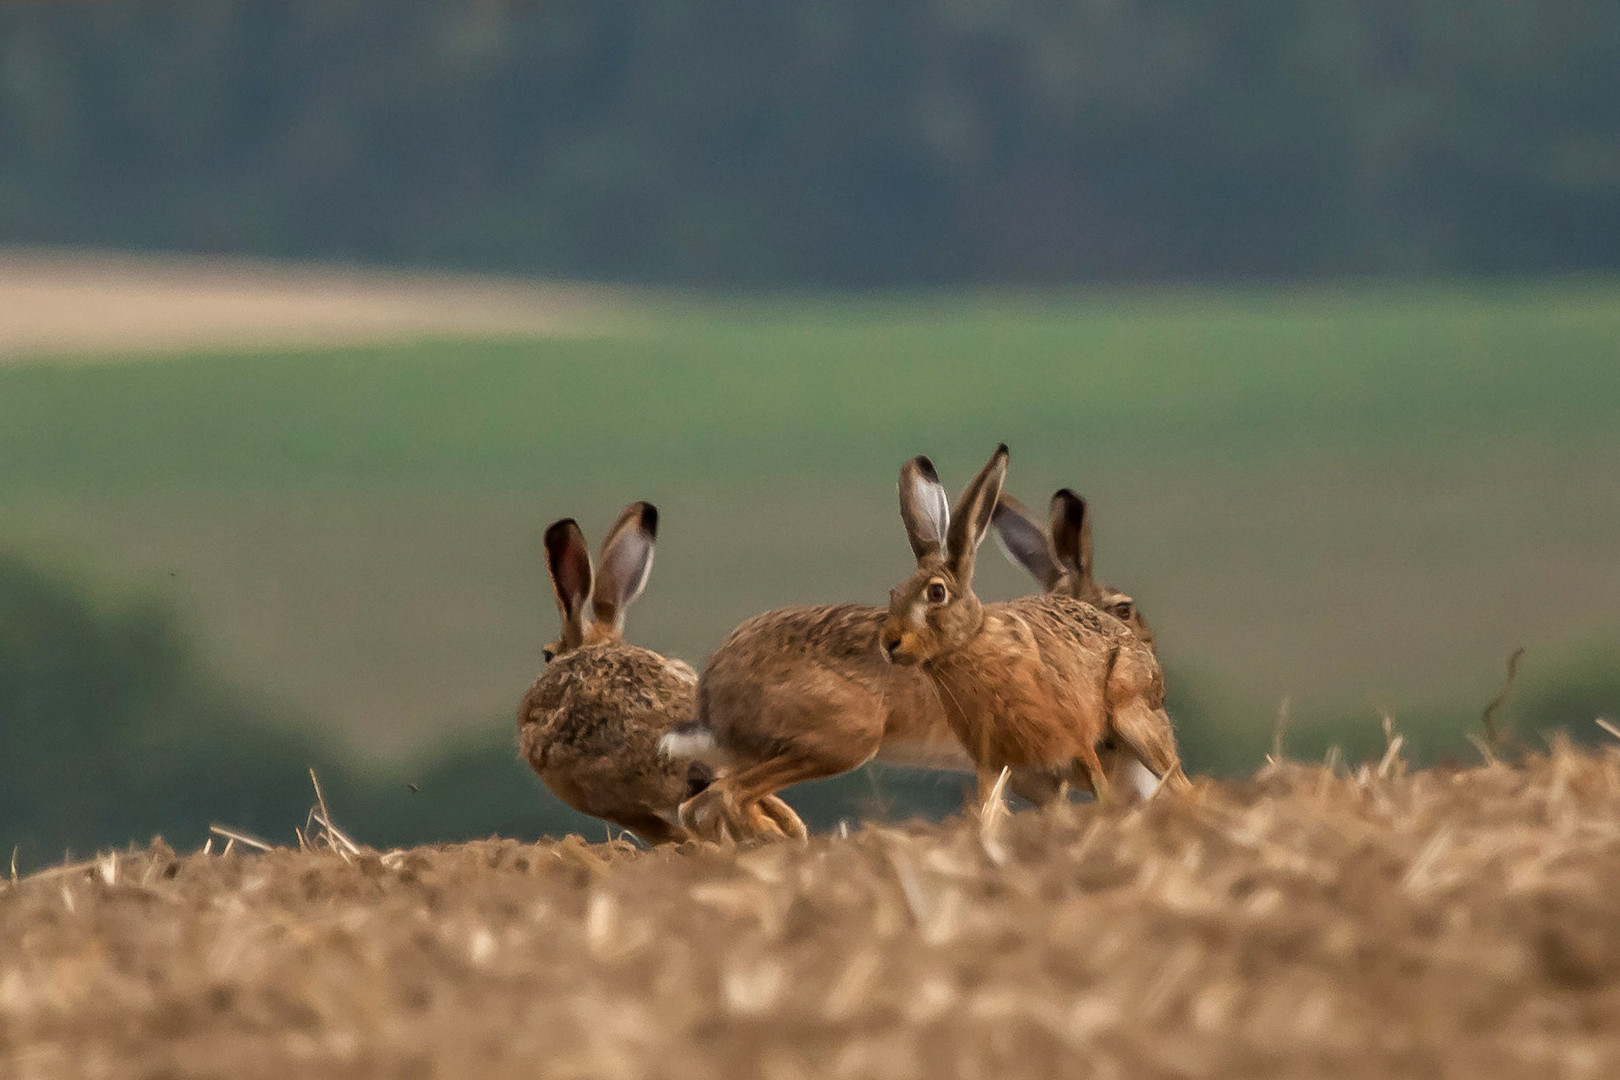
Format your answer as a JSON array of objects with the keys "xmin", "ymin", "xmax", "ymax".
[
  {"xmin": 1112, "ymin": 601, "xmax": 1134, "ymax": 620},
  {"xmin": 542, "ymin": 647, "xmax": 556, "ymax": 663},
  {"xmin": 926, "ymin": 582, "xmax": 948, "ymax": 604}
]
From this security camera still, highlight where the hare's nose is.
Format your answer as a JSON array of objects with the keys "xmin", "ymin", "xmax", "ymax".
[{"xmin": 881, "ymin": 635, "xmax": 902, "ymax": 662}]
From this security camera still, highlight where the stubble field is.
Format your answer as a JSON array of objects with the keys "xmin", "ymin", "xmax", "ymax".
[{"xmin": 5, "ymin": 742, "xmax": 1620, "ymax": 1079}]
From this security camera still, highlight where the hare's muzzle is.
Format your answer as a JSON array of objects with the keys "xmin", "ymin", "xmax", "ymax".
[
  {"xmin": 881, "ymin": 631, "xmax": 918, "ymax": 665},
  {"xmin": 881, "ymin": 634, "xmax": 900, "ymax": 662}
]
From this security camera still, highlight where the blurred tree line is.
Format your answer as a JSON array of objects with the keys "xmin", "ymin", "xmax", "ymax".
[
  {"xmin": 1, "ymin": 0, "xmax": 1616, "ymax": 284},
  {"xmin": 4, "ymin": 552, "xmax": 1616, "ymax": 868}
]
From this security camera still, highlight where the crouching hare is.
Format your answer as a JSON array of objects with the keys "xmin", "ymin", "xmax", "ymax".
[{"xmin": 518, "ymin": 502, "xmax": 711, "ymax": 844}]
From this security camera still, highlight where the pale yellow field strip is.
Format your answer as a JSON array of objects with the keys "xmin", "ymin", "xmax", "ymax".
[{"xmin": 0, "ymin": 247, "xmax": 638, "ymax": 361}]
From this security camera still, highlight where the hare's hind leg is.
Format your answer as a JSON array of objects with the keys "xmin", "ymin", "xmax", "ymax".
[
  {"xmin": 1109, "ymin": 701, "xmax": 1190, "ymax": 796},
  {"xmin": 681, "ymin": 688, "xmax": 883, "ymax": 842},
  {"xmin": 721, "ymin": 753, "xmax": 855, "ymax": 841},
  {"xmin": 678, "ymin": 782, "xmax": 740, "ymax": 843},
  {"xmin": 757, "ymin": 795, "xmax": 808, "ymax": 841},
  {"xmin": 718, "ymin": 694, "xmax": 885, "ymax": 840},
  {"xmin": 1101, "ymin": 747, "xmax": 1163, "ymax": 802},
  {"xmin": 678, "ymin": 772, "xmax": 806, "ymax": 842},
  {"xmin": 1074, "ymin": 740, "xmax": 1114, "ymax": 806}
]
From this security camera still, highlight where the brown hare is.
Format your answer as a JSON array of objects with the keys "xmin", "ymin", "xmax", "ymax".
[
  {"xmin": 992, "ymin": 489, "xmax": 1155, "ymax": 651},
  {"xmin": 663, "ymin": 472, "xmax": 1171, "ymax": 842},
  {"xmin": 517, "ymin": 502, "xmax": 710, "ymax": 844},
  {"xmin": 881, "ymin": 445, "xmax": 1190, "ymax": 808},
  {"xmin": 991, "ymin": 488, "xmax": 1171, "ymax": 803}
]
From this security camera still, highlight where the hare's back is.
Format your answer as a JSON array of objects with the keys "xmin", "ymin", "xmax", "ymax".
[
  {"xmin": 997, "ymin": 593, "xmax": 1165, "ymax": 706},
  {"xmin": 991, "ymin": 593, "xmax": 1149, "ymax": 669},
  {"xmin": 522, "ymin": 644, "xmax": 697, "ymax": 765},
  {"xmin": 706, "ymin": 603, "xmax": 889, "ymax": 683},
  {"xmin": 997, "ymin": 593, "xmax": 1139, "ymax": 645}
]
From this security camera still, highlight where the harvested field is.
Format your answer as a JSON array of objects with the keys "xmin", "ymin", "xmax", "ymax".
[
  {"xmin": 0, "ymin": 248, "xmax": 629, "ymax": 361},
  {"xmin": 5, "ymin": 744, "xmax": 1620, "ymax": 1079}
]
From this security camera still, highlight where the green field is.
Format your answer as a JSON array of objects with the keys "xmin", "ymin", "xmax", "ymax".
[{"xmin": 3, "ymin": 283, "xmax": 1618, "ymax": 824}]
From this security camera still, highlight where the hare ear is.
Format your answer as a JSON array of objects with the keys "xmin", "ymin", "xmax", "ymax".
[
  {"xmin": 544, "ymin": 518, "xmax": 594, "ymax": 645},
  {"xmin": 947, "ymin": 444, "xmax": 1009, "ymax": 581},
  {"xmin": 898, "ymin": 456, "xmax": 950, "ymax": 562},
  {"xmin": 1048, "ymin": 489, "xmax": 1094, "ymax": 589},
  {"xmin": 992, "ymin": 492, "xmax": 1061, "ymax": 589},
  {"xmin": 594, "ymin": 501, "xmax": 658, "ymax": 633}
]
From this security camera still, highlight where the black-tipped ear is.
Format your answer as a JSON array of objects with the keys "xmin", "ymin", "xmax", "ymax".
[
  {"xmin": 946, "ymin": 444, "xmax": 1009, "ymax": 582},
  {"xmin": 594, "ymin": 501, "xmax": 658, "ymax": 632},
  {"xmin": 992, "ymin": 493, "xmax": 1061, "ymax": 589},
  {"xmin": 1048, "ymin": 488, "xmax": 1093, "ymax": 586},
  {"xmin": 544, "ymin": 518, "xmax": 593, "ymax": 642},
  {"xmin": 898, "ymin": 455, "xmax": 950, "ymax": 562}
]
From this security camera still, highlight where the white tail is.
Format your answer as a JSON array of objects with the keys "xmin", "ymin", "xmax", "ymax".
[{"xmin": 660, "ymin": 727, "xmax": 720, "ymax": 765}]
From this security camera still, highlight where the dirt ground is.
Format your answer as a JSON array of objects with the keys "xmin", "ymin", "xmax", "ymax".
[
  {"xmin": 0, "ymin": 248, "xmax": 629, "ymax": 361},
  {"xmin": 4, "ymin": 743, "xmax": 1619, "ymax": 1080}
]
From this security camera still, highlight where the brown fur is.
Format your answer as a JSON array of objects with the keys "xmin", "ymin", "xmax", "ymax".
[
  {"xmin": 672, "ymin": 472, "xmax": 1173, "ymax": 843},
  {"xmin": 520, "ymin": 502, "xmax": 790, "ymax": 845},
  {"xmin": 519, "ymin": 643, "xmax": 702, "ymax": 844},
  {"xmin": 675, "ymin": 605, "xmax": 956, "ymax": 842},
  {"xmin": 883, "ymin": 447, "xmax": 1190, "ymax": 807},
  {"xmin": 994, "ymin": 489, "xmax": 1156, "ymax": 649},
  {"xmin": 916, "ymin": 594, "xmax": 1183, "ymax": 799}
]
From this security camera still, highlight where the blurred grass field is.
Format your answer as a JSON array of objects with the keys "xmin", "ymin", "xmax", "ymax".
[{"xmin": 2, "ymin": 282, "xmax": 1618, "ymax": 784}]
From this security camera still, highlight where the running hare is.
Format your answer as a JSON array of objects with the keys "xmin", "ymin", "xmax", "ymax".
[
  {"xmin": 665, "ymin": 472, "xmax": 1168, "ymax": 842},
  {"xmin": 881, "ymin": 445, "xmax": 1189, "ymax": 807},
  {"xmin": 518, "ymin": 502, "xmax": 706, "ymax": 844}
]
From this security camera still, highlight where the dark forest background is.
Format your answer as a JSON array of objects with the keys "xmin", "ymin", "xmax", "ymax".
[{"xmin": 2, "ymin": 0, "xmax": 1618, "ymax": 284}]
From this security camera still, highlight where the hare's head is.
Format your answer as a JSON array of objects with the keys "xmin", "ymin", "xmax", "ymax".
[
  {"xmin": 881, "ymin": 445, "xmax": 1008, "ymax": 666},
  {"xmin": 991, "ymin": 489, "xmax": 1156, "ymax": 650},
  {"xmin": 542, "ymin": 501, "xmax": 659, "ymax": 662}
]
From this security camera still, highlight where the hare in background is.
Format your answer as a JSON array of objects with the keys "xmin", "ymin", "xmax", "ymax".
[
  {"xmin": 881, "ymin": 445, "xmax": 1189, "ymax": 809},
  {"xmin": 992, "ymin": 488, "xmax": 1154, "ymax": 651},
  {"xmin": 990, "ymin": 487, "xmax": 1170, "ymax": 800}
]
